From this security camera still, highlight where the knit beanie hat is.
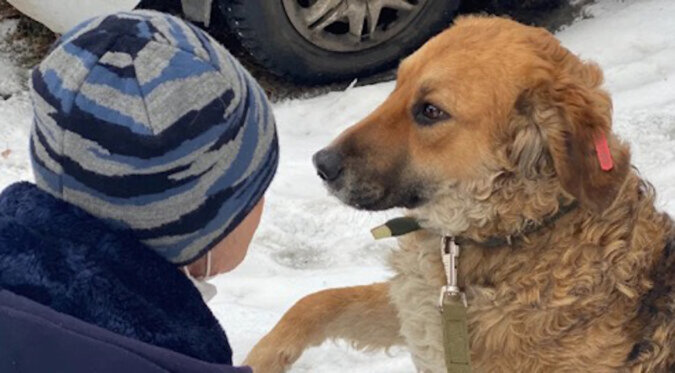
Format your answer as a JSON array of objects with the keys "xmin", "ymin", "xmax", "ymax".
[{"xmin": 29, "ymin": 10, "xmax": 279, "ymax": 265}]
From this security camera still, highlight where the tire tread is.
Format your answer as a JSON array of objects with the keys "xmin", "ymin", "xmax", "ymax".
[{"xmin": 221, "ymin": 0, "xmax": 460, "ymax": 83}]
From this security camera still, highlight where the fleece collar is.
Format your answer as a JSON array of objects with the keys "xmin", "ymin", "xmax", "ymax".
[{"xmin": 0, "ymin": 182, "xmax": 233, "ymax": 364}]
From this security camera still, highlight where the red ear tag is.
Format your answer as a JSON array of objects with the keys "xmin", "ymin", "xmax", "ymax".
[{"xmin": 594, "ymin": 133, "xmax": 614, "ymax": 171}]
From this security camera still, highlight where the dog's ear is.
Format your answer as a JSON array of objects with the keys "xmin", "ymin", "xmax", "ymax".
[{"xmin": 511, "ymin": 39, "xmax": 630, "ymax": 213}]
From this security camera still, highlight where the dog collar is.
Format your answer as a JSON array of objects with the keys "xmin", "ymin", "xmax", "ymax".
[
  {"xmin": 371, "ymin": 216, "xmax": 422, "ymax": 239},
  {"xmin": 371, "ymin": 200, "xmax": 579, "ymax": 248}
]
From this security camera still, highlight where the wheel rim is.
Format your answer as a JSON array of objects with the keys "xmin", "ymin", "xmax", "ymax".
[{"xmin": 282, "ymin": 0, "xmax": 428, "ymax": 52}]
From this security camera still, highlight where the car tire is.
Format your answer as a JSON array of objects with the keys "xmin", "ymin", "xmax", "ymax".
[{"xmin": 220, "ymin": 0, "xmax": 461, "ymax": 84}]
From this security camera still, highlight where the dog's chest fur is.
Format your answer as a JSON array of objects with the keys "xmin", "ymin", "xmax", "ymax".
[
  {"xmin": 387, "ymin": 206, "xmax": 674, "ymax": 372},
  {"xmin": 388, "ymin": 232, "xmax": 450, "ymax": 373}
]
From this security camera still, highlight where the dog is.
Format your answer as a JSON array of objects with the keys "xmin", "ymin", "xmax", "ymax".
[{"xmin": 244, "ymin": 16, "xmax": 675, "ymax": 372}]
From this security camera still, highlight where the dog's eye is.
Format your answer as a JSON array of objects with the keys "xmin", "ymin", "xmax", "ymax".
[{"xmin": 415, "ymin": 103, "xmax": 450, "ymax": 125}]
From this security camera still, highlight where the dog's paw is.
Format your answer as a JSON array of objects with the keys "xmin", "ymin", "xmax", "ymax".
[{"xmin": 244, "ymin": 338, "xmax": 302, "ymax": 373}]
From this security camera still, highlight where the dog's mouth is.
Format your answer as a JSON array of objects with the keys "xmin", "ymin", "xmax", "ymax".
[
  {"xmin": 323, "ymin": 174, "xmax": 428, "ymax": 211},
  {"xmin": 313, "ymin": 147, "xmax": 430, "ymax": 211}
]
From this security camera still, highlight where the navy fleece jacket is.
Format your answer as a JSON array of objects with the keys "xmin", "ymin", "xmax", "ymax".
[{"xmin": 0, "ymin": 182, "xmax": 250, "ymax": 372}]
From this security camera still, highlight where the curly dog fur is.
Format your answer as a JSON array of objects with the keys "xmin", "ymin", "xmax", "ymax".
[{"xmin": 245, "ymin": 16, "xmax": 675, "ymax": 372}]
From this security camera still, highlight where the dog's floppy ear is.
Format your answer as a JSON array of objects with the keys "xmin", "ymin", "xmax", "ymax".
[{"xmin": 513, "ymin": 39, "xmax": 630, "ymax": 213}]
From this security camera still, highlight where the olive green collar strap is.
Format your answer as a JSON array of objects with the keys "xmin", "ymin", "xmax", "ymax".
[{"xmin": 369, "ymin": 200, "xmax": 579, "ymax": 247}]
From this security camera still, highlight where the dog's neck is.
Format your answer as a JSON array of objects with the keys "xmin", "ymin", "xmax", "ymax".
[
  {"xmin": 410, "ymin": 170, "xmax": 663, "ymax": 259},
  {"xmin": 411, "ymin": 174, "xmax": 575, "ymax": 243},
  {"xmin": 452, "ymin": 199, "xmax": 578, "ymax": 249},
  {"xmin": 414, "ymin": 171, "xmax": 670, "ymax": 289}
]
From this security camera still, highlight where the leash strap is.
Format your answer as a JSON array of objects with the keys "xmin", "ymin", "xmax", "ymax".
[
  {"xmin": 439, "ymin": 237, "xmax": 472, "ymax": 373},
  {"xmin": 442, "ymin": 293, "xmax": 472, "ymax": 373}
]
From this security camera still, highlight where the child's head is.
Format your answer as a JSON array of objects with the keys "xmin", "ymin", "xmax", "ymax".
[{"xmin": 29, "ymin": 11, "xmax": 278, "ymax": 268}]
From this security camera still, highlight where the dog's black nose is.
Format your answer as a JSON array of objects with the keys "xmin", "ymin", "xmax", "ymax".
[{"xmin": 312, "ymin": 149, "xmax": 343, "ymax": 182}]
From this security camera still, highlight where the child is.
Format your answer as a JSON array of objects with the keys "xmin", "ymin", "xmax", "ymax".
[{"xmin": 0, "ymin": 10, "xmax": 278, "ymax": 373}]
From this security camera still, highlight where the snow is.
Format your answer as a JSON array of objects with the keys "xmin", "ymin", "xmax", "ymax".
[
  {"xmin": 1, "ymin": 0, "xmax": 675, "ymax": 371},
  {"xmin": 0, "ymin": 20, "xmax": 32, "ymax": 191}
]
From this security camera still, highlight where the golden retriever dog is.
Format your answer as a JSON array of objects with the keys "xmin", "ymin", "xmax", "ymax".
[{"xmin": 245, "ymin": 16, "xmax": 675, "ymax": 372}]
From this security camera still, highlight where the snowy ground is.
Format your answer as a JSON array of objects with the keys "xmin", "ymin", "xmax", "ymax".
[{"xmin": 1, "ymin": 0, "xmax": 675, "ymax": 371}]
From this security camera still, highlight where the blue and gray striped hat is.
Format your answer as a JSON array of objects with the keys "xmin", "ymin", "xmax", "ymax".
[{"xmin": 29, "ymin": 11, "xmax": 279, "ymax": 265}]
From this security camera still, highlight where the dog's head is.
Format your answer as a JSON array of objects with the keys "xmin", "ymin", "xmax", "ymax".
[{"xmin": 314, "ymin": 16, "xmax": 630, "ymax": 233}]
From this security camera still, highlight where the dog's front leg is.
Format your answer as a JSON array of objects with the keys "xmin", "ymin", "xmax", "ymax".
[{"xmin": 244, "ymin": 282, "xmax": 403, "ymax": 373}]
